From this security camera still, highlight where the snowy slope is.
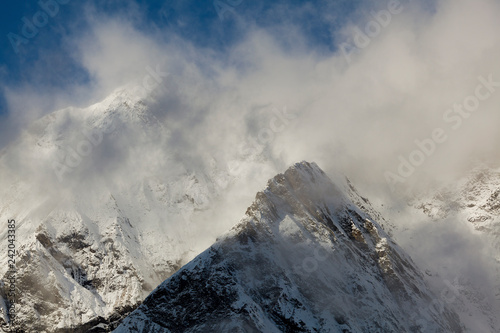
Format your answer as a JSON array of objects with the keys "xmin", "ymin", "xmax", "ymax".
[
  {"xmin": 405, "ymin": 164, "xmax": 500, "ymax": 331},
  {"xmin": 411, "ymin": 164, "xmax": 500, "ymax": 251},
  {"xmin": 116, "ymin": 162, "xmax": 463, "ymax": 333},
  {"xmin": 0, "ymin": 83, "xmax": 494, "ymax": 332},
  {"xmin": 0, "ymin": 88, "xmax": 278, "ymax": 332}
]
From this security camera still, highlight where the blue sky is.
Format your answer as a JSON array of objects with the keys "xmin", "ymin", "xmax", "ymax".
[{"xmin": 0, "ymin": 0, "xmax": 363, "ymax": 117}]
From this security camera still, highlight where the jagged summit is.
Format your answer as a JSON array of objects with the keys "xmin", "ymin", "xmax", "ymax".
[
  {"xmin": 228, "ymin": 161, "xmax": 388, "ymax": 247},
  {"xmin": 116, "ymin": 162, "xmax": 463, "ymax": 333},
  {"xmin": 244, "ymin": 161, "xmax": 345, "ymax": 224},
  {"xmin": 227, "ymin": 161, "xmax": 394, "ymax": 251}
]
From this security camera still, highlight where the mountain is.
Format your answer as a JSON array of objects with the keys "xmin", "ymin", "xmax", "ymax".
[
  {"xmin": 0, "ymin": 88, "xmax": 276, "ymax": 332},
  {"xmin": 412, "ymin": 164, "xmax": 500, "ymax": 253},
  {"xmin": 406, "ymin": 164, "xmax": 500, "ymax": 331},
  {"xmin": 115, "ymin": 161, "xmax": 464, "ymax": 333},
  {"xmin": 0, "ymin": 84, "xmax": 491, "ymax": 332}
]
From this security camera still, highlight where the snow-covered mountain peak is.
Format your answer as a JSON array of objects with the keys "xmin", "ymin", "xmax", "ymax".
[
  {"xmin": 412, "ymin": 164, "xmax": 500, "ymax": 240},
  {"xmin": 85, "ymin": 85, "xmax": 152, "ymax": 113},
  {"xmin": 0, "ymin": 86, "xmax": 238, "ymax": 331},
  {"xmin": 116, "ymin": 162, "xmax": 463, "ymax": 332},
  {"xmin": 245, "ymin": 161, "xmax": 345, "ymax": 219},
  {"xmin": 233, "ymin": 161, "xmax": 392, "ymax": 246}
]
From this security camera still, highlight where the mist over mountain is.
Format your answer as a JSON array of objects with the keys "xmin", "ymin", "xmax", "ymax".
[
  {"xmin": 116, "ymin": 161, "xmax": 465, "ymax": 333},
  {"xmin": 1, "ymin": 0, "xmax": 500, "ymax": 332}
]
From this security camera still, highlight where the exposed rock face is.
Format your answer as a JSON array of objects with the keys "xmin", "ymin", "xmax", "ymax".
[{"xmin": 116, "ymin": 162, "xmax": 464, "ymax": 333}]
